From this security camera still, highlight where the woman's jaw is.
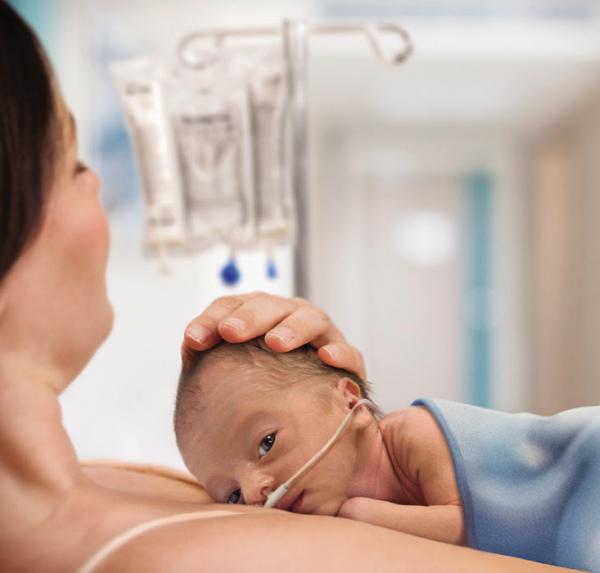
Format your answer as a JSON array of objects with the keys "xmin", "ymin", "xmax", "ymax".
[{"xmin": 0, "ymin": 100, "xmax": 113, "ymax": 392}]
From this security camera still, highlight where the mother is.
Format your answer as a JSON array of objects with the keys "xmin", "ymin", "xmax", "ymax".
[{"xmin": 0, "ymin": 3, "xmax": 577, "ymax": 571}]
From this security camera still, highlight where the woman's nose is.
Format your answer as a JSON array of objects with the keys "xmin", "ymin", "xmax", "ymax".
[
  {"xmin": 242, "ymin": 472, "xmax": 275, "ymax": 506},
  {"xmin": 87, "ymin": 169, "xmax": 102, "ymax": 192}
]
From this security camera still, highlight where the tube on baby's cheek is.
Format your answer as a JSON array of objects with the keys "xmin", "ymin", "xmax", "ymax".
[
  {"xmin": 264, "ymin": 484, "xmax": 288, "ymax": 509},
  {"xmin": 111, "ymin": 58, "xmax": 186, "ymax": 256},
  {"xmin": 264, "ymin": 399, "xmax": 374, "ymax": 509}
]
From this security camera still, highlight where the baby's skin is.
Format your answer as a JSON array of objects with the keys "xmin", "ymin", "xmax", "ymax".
[
  {"xmin": 338, "ymin": 405, "xmax": 465, "ymax": 545},
  {"xmin": 176, "ymin": 353, "xmax": 465, "ymax": 545}
]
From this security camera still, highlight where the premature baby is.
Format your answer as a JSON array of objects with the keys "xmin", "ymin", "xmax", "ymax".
[{"xmin": 174, "ymin": 338, "xmax": 465, "ymax": 545}]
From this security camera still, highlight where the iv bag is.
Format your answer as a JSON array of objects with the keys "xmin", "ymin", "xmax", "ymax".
[
  {"xmin": 111, "ymin": 38, "xmax": 296, "ymax": 261},
  {"xmin": 222, "ymin": 44, "xmax": 296, "ymax": 247},
  {"xmin": 249, "ymin": 49, "xmax": 295, "ymax": 244},
  {"xmin": 170, "ymin": 65, "xmax": 255, "ymax": 250},
  {"xmin": 111, "ymin": 58, "xmax": 186, "ymax": 254}
]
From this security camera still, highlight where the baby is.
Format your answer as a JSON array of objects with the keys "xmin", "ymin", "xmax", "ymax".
[{"xmin": 174, "ymin": 338, "xmax": 465, "ymax": 545}]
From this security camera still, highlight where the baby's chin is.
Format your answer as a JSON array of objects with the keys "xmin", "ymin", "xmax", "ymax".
[{"xmin": 290, "ymin": 492, "xmax": 345, "ymax": 517}]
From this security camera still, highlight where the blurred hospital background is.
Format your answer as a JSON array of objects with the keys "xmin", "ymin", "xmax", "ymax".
[{"xmin": 11, "ymin": 0, "xmax": 600, "ymax": 468}]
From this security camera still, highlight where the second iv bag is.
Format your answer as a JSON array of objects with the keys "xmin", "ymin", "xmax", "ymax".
[{"xmin": 170, "ymin": 62, "xmax": 255, "ymax": 251}]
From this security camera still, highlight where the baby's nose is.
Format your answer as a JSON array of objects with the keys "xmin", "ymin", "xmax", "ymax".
[{"xmin": 243, "ymin": 473, "xmax": 275, "ymax": 506}]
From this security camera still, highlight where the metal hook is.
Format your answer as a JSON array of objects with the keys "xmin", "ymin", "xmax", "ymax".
[
  {"xmin": 178, "ymin": 31, "xmax": 224, "ymax": 69},
  {"xmin": 177, "ymin": 22, "xmax": 413, "ymax": 69},
  {"xmin": 363, "ymin": 23, "xmax": 413, "ymax": 65}
]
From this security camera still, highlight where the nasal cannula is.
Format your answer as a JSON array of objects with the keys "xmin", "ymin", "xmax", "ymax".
[{"xmin": 263, "ymin": 398, "xmax": 374, "ymax": 509}]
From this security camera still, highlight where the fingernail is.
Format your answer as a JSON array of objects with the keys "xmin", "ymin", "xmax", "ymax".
[
  {"xmin": 186, "ymin": 324, "xmax": 210, "ymax": 344},
  {"xmin": 322, "ymin": 344, "xmax": 340, "ymax": 361},
  {"xmin": 220, "ymin": 317, "xmax": 247, "ymax": 332},
  {"xmin": 268, "ymin": 326, "xmax": 295, "ymax": 346}
]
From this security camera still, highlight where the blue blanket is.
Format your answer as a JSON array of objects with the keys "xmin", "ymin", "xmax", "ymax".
[{"xmin": 414, "ymin": 399, "xmax": 600, "ymax": 571}]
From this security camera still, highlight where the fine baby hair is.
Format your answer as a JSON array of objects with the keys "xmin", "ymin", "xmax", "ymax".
[{"xmin": 174, "ymin": 337, "xmax": 381, "ymax": 448}]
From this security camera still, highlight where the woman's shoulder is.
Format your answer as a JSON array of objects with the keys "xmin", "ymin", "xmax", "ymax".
[
  {"xmin": 89, "ymin": 509, "xmax": 579, "ymax": 573},
  {"xmin": 80, "ymin": 459, "xmax": 213, "ymax": 504}
]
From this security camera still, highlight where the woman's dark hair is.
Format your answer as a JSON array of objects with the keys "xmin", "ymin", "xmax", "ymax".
[{"xmin": 0, "ymin": 0, "xmax": 60, "ymax": 282}]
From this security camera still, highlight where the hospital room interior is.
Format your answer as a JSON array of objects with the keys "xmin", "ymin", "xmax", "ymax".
[{"xmin": 16, "ymin": 0, "xmax": 600, "ymax": 470}]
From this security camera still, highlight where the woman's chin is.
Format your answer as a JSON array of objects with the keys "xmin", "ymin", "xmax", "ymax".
[
  {"xmin": 102, "ymin": 300, "xmax": 115, "ymax": 339},
  {"xmin": 78, "ymin": 300, "xmax": 114, "ymax": 368}
]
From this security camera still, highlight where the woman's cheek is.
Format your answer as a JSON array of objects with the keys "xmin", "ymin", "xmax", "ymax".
[{"xmin": 48, "ymin": 184, "xmax": 109, "ymax": 273}]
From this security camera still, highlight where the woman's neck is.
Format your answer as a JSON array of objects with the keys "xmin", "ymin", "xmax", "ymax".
[{"xmin": 0, "ymin": 355, "xmax": 81, "ymax": 536}]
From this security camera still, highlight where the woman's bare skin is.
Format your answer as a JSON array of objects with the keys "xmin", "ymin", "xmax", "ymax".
[{"xmin": 0, "ymin": 295, "xmax": 580, "ymax": 572}]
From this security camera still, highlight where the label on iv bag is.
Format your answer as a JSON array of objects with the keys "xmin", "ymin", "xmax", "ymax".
[{"xmin": 173, "ymin": 86, "xmax": 255, "ymax": 250}]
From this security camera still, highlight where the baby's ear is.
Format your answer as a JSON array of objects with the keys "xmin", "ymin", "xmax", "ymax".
[{"xmin": 335, "ymin": 377, "xmax": 362, "ymax": 409}]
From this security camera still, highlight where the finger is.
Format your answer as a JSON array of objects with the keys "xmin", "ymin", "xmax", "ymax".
[
  {"xmin": 263, "ymin": 304, "xmax": 347, "ymax": 352},
  {"xmin": 216, "ymin": 293, "xmax": 300, "ymax": 343},
  {"xmin": 183, "ymin": 294, "xmax": 254, "ymax": 353},
  {"xmin": 318, "ymin": 343, "xmax": 367, "ymax": 380}
]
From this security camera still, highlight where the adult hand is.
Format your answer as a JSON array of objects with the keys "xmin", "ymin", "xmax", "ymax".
[{"xmin": 182, "ymin": 292, "xmax": 366, "ymax": 379}]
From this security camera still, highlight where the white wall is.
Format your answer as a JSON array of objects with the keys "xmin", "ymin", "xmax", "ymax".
[{"xmin": 309, "ymin": 128, "xmax": 532, "ymax": 412}]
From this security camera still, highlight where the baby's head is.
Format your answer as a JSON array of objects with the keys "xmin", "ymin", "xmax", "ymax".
[{"xmin": 174, "ymin": 338, "xmax": 379, "ymax": 515}]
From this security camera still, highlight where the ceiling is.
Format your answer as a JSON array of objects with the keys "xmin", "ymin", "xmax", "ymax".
[
  {"xmin": 318, "ymin": 0, "xmax": 600, "ymax": 20},
  {"xmin": 308, "ymin": 20, "xmax": 600, "ymax": 133}
]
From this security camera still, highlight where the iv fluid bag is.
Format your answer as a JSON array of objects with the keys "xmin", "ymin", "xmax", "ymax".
[
  {"xmin": 250, "ymin": 56, "xmax": 294, "ymax": 243},
  {"xmin": 111, "ymin": 38, "xmax": 296, "ymax": 260},
  {"xmin": 111, "ymin": 58, "xmax": 186, "ymax": 253},
  {"xmin": 172, "ymin": 75, "xmax": 255, "ymax": 250},
  {"xmin": 225, "ymin": 44, "xmax": 295, "ymax": 246}
]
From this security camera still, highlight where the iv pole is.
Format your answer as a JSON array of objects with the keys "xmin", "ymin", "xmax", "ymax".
[
  {"xmin": 178, "ymin": 23, "xmax": 412, "ymax": 298},
  {"xmin": 283, "ymin": 20, "xmax": 309, "ymax": 298}
]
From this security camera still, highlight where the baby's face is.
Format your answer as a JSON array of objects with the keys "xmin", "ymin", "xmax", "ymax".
[{"xmin": 179, "ymin": 363, "xmax": 360, "ymax": 516}]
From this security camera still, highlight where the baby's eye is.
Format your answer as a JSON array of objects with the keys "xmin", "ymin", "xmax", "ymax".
[
  {"xmin": 258, "ymin": 433, "xmax": 276, "ymax": 458},
  {"xmin": 227, "ymin": 489, "xmax": 242, "ymax": 504}
]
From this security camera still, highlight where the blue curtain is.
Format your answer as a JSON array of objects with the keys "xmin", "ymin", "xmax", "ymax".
[{"xmin": 464, "ymin": 171, "xmax": 493, "ymax": 407}]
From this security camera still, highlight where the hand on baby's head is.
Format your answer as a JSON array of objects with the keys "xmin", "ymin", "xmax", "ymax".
[{"xmin": 173, "ymin": 337, "xmax": 377, "ymax": 513}]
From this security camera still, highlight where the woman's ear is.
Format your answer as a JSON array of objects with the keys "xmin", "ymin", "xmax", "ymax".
[{"xmin": 334, "ymin": 377, "xmax": 362, "ymax": 409}]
